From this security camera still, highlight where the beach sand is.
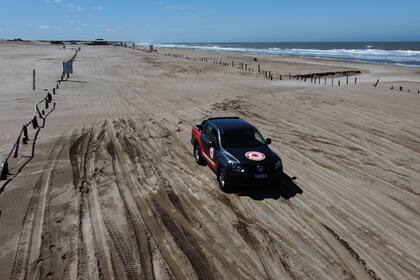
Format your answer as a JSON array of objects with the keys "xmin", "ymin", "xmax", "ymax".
[{"xmin": 1, "ymin": 42, "xmax": 420, "ymax": 280}]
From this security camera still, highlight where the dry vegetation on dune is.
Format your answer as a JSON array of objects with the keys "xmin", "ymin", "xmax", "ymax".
[{"xmin": 1, "ymin": 44, "xmax": 420, "ymax": 280}]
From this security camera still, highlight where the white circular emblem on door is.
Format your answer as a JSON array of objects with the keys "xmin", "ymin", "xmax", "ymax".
[
  {"xmin": 209, "ymin": 147, "xmax": 215, "ymax": 159},
  {"xmin": 245, "ymin": 151, "xmax": 266, "ymax": 161}
]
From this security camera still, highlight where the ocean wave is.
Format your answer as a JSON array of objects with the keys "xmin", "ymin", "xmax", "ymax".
[{"xmin": 141, "ymin": 43, "xmax": 420, "ymax": 67}]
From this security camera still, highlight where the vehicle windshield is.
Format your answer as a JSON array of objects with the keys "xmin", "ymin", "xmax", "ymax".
[{"xmin": 221, "ymin": 129, "xmax": 266, "ymax": 148}]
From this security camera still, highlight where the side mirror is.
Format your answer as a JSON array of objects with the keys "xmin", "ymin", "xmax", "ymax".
[{"xmin": 266, "ymin": 138, "xmax": 272, "ymax": 145}]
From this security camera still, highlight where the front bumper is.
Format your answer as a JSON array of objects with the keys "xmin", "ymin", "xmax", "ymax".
[{"xmin": 227, "ymin": 169, "xmax": 282, "ymax": 186}]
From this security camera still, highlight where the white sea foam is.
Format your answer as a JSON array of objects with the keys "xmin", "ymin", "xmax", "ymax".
[{"xmin": 143, "ymin": 43, "xmax": 420, "ymax": 67}]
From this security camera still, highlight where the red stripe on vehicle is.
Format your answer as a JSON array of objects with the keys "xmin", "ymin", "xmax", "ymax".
[{"xmin": 193, "ymin": 127, "xmax": 218, "ymax": 169}]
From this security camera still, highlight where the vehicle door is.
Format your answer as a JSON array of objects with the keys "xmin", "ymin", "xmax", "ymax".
[{"xmin": 202, "ymin": 124, "xmax": 219, "ymax": 168}]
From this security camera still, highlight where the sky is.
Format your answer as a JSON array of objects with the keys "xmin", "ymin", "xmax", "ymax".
[{"xmin": 0, "ymin": 0, "xmax": 419, "ymax": 43}]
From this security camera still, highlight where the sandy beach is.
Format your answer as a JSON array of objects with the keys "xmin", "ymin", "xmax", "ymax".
[{"xmin": 1, "ymin": 42, "xmax": 420, "ymax": 280}]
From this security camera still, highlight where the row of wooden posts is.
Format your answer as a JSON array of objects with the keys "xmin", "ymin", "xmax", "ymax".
[
  {"xmin": 390, "ymin": 85, "xmax": 420, "ymax": 94},
  {"xmin": 162, "ymin": 52, "xmax": 361, "ymax": 86},
  {"xmin": 297, "ymin": 75, "xmax": 358, "ymax": 86}
]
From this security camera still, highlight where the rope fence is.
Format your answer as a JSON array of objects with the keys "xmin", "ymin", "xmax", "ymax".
[{"xmin": 1, "ymin": 48, "xmax": 79, "ymax": 184}]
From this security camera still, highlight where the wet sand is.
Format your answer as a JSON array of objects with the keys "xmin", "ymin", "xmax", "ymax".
[{"xmin": 1, "ymin": 42, "xmax": 420, "ymax": 280}]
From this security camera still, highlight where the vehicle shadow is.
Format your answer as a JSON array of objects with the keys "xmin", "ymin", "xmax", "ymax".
[{"xmin": 235, "ymin": 173, "xmax": 303, "ymax": 201}]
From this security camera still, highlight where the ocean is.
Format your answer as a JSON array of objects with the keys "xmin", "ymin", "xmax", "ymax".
[{"xmin": 145, "ymin": 42, "xmax": 420, "ymax": 67}]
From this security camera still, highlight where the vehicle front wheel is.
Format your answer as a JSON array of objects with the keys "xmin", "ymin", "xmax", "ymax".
[
  {"xmin": 218, "ymin": 168, "xmax": 233, "ymax": 192},
  {"xmin": 194, "ymin": 145, "xmax": 206, "ymax": 166}
]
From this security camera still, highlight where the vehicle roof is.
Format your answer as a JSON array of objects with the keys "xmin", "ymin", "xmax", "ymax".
[{"xmin": 207, "ymin": 117, "xmax": 255, "ymax": 132}]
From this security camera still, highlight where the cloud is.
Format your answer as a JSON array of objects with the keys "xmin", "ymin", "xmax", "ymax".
[
  {"xmin": 106, "ymin": 28, "xmax": 118, "ymax": 32},
  {"xmin": 93, "ymin": 5, "xmax": 102, "ymax": 11},
  {"xmin": 159, "ymin": 2, "xmax": 194, "ymax": 12},
  {"xmin": 67, "ymin": 3, "xmax": 83, "ymax": 12},
  {"xmin": 45, "ymin": 0, "xmax": 62, "ymax": 3},
  {"xmin": 39, "ymin": 25, "xmax": 60, "ymax": 30}
]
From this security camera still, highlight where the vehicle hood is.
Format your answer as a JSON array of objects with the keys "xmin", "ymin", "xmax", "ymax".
[{"xmin": 223, "ymin": 145, "xmax": 279, "ymax": 165}]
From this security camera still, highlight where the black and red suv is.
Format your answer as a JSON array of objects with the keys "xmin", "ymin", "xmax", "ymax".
[{"xmin": 191, "ymin": 117, "xmax": 283, "ymax": 191}]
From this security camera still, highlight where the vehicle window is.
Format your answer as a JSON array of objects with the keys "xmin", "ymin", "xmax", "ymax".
[
  {"xmin": 209, "ymin": 128, "xmax": 218, "ymax": 144},
  {"xmin": 221, "ymin": 129, "xmax": 266, "ymax": 148},
  {"xmin": 200, "ymin": 121, "xmax": 207, "ymax": 130},
  {"xmin": 254, "ymin": 130, "xmax": 265, "ymax": 144},
  {"xmin": 204, "ymin": 124, "xmax": 212, "ymax": 138}
]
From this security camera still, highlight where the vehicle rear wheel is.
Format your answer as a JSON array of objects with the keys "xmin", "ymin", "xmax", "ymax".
[
  {"xmin": 194, "ymin": 144, "xmax": 206, "ymax": 165},
  {"xmin": 218, "ymin": 168, "xmax": 232, "ymax": 192}
]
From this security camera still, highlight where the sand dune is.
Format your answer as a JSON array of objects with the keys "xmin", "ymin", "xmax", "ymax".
[{"xmin": 1, "ymin": 43, "xmax": 420, "ymax": 280}]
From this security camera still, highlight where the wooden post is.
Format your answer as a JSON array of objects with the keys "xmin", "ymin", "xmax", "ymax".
[
  {"xmin": 53, "ymin": 88, "xmax": 56, "ymax": 95},
  {"xmin": 355, "ymin": 77, "xmax": 357, "ymax": 84},
  {"xmin": 22, "ymin": 125, "xmax": 29, "ymax": 144},
  {"xmin": 338, "ymin": 80, "xmax": 341, "ymax": 86},
  {"xmin": 325, "ymin": 77, "xmax": 327, "ymax": 85},
  {"xmin": 346, "ymin": 76, "xmax": 349, "ymax": 85},
  {"xmin": 0, "ymin": 161, "xmax": 9, "ymax": 180},
  {"xmin": 14, "ymin": 135, "xmax": 20, "ymax": 158},
  {"xmin": 45, "ymin": 99, "xmax": 49, "ymax": 110},
  {"xmin": 289, "ymin": 73, "xmax": 291, "ymax": 80},
  {"xmin": 33, "ymin": 69, "xmax": 36, "ymax": 91},
  {"xmin": 258, "ymin": 65, "xmax": 261, "ymax": 74},
  {"xmin": 400, "ymin": 86, "xmax": 403, "ymax": 91},
  {"xmin": 32, "ymin": 116, "xmax": 39, "ymax": 129},
  {"xmin": 374, "ymin": 79, "xmax": 380, "ymax": 87},
  {"xmin": 332, "ymin": 78, "xmax": 334, "ymax": 86}
]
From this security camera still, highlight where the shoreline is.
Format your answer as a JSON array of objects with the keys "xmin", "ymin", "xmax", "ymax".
[
  {"xmin": 155, "ymin": 46, "xmax": 420, "ymax": 79},
  {"xmin": 148, "ymin": 43, "xmax": 420, "ymax": 68}
]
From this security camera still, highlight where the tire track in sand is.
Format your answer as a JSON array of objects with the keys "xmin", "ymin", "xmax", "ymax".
[
  {"xmin": 9, "ymin": 140, "xmax": 64, "ymax": 280},
  {"xmin": 323, "ymin": 224, "xmax": 381, "ymax": 280},
  {"xmin": 108, "ymin": 119, "xmax": 230, "ymax": 279},
  {"xmin": 70, "ymin": 130, "xmax": 102, "ymax": 280}
]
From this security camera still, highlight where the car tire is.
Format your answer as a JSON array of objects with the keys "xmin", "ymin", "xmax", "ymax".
[
  {"xmin": 218, "ymin": 168, "xmax": 232, "ymax": 192},
  {"xmin": 194, "ymin": 144, "xmax": 206, "ymax": 166}
]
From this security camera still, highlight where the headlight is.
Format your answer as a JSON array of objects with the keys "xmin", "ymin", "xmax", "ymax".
[
  {"xmin": 274, "ymin": 160, "xmax": 282, "ymax": 170},
  {"xmin": 230, "ymin": 163, "xmax": 245, "ymax": 173}
]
